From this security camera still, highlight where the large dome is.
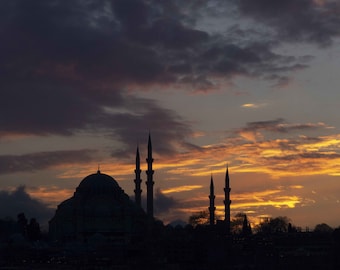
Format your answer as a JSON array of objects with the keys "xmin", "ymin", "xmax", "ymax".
[
  {"xmin": 75, "ymin": 170, "xmax": 124, "ymax": 197},
  {"xmin": 49, "ymin": 169, "xmax": 148, "ymax": 242}
]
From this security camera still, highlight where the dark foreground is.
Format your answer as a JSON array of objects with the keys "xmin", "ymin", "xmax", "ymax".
[{"xmin": 1, "ymin": 228, "xmax": 340, "ymax": 270}]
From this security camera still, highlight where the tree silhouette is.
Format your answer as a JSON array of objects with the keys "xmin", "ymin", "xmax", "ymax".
[
  {"xmin": 231, "ymin": 212, "xmax": 247, "ymax": 234},
  {"xmin": 314, "ymin": 223, "xmax": 333, "ymax": 234},
  {"xmin": 256, "ymin": 216, "xmax": 290, "ymax": 234},
  {"xmin": 27, "ymin": 218, "xmax": 41, "ymax": 241},
  {"xmin": 188, "ymin": 211, "xmax": 209, "ymax": 227},
  {"xmin": 17, "ymin": 212, "xmax": 28, "ymax": 237}
]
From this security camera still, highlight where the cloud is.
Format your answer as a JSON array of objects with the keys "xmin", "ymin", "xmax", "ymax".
[
  {"xmin": 135, "ymin": 119, "xmax": 340, "ymax": 180},
  {"xmin": 241, "ymin": 103, "xmax": 267, "ymax": 109},
  {"xmin": 0, "ymin": 186, "xmax": 54, "ymax": 227},
  {"xmin": 27, "ymin": 186, "xmax": 73, "ymax": 208},
  {"xmin": 235, "ymin": 118, "xmax": 331, "ymax": 141},
  {"xmin": 0, "ymin": 1, "xmax": 198, "ymax": 153},
  {"xmin": 161, "ymin": 185, "xmax": 203, "ymax": 194},
  {"xmin": 107, "ymin": 98, "xmax": 195, "ymax": 157},
  {"xmin": 154, "ymin": 188, "xmax": 179, "ymax": 215},
  {"xmin": 140, "ymin": 188, "xmax": 207, "ymax": 223},
  {"xmin": 236, "ymin": 0, "xmax": 340, "ymax": 46},
  {"xmin": 0, "ymin": 0, "xmax": 319, "ymax": 149},
  {"xmin": 0, "ymin": 149, "xmax": 97, "ymax": 175},
  {"xmin": 231, "ymin": 186, "xmax": 307, "ymax": 211}
]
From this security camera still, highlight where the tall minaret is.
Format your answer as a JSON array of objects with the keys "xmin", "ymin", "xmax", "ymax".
[
  {"xmin": 224, "ymin": 165, "xmax": 231, "ymax": 234},
  {"xmin": 145, "ymin": 134, "xmax": 154, "ymax": 219},
  {"xmin": 134, "ymin": 146, "xmax": 142, "ymax": 207},
  {"xmin": 209, "ymin": 175, "xmax": 216, "ymax": 226}
]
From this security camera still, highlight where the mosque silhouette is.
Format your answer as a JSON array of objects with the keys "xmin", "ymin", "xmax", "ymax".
[
  {"xmin": 49, "ymin": 134, "xmax": 232, "ymax": 243},
  {"xmin": 1, "ymin": 135, "xmax": 339, "ymax": 269}
]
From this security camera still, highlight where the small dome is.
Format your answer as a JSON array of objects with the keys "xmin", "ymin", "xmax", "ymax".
[{"xmin": 76, "ymin": 170, "xmax": 123, "ymax": 196}]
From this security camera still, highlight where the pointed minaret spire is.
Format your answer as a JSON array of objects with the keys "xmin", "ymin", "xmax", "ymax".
[
  {"xmin": 134, "ymin": 146, "xmax": 142, "ymax": 207},
  {"xmin": 145, "ymin": 133, "xmax": 154, "ymax": 219},
  {"xmin": 224, "ymin": 164, "xmax": 231, "ymax": 234},
  {"xmin": 209, "ymin": 174, "xmax": 216, "ymax": 226}
]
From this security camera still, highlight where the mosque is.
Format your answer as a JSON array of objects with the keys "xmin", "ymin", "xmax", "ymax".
[{"xmin": 49, "ymin": 135, "xmax": 232, "ymax": 242}]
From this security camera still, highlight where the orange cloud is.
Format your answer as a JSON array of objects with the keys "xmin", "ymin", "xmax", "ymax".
[
  {"xmin": 141, "ymin": 130, "xmax": 340, "ymax": 181},
  {"xmin": 162, "ymin": 185, "xmax": 203, "ymax": 194},
  {"xmin": 290, "ymin": 185, "xmax": 304, "ymax": 189},
  {"xmin": 232, "ymin": 196, "xmax": 301, "ymax": 209},
  {"xmin": 26, "ymin": 186, "xmax": 74, "ymax": 208},
  {"xmin": 60, "ymin": 126, "xmax": 340, "ymax": 183},
  {"xmin": 34, "ymin": 120, "xmax": 340, "ymax": 227}
]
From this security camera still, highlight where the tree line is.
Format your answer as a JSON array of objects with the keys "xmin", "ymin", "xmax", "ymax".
[
  {"xmin": 188, "ymin": 210, "xmax": 336, "ymax": 235},
  {"xmin": 0, "ymin": 212, "xmax": 41, "ymax": 242}
]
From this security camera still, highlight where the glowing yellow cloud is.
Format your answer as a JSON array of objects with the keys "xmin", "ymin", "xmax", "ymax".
[
  {"xmin": 241, "ymin": 103, "xmax": 266, "ymax": 109},
  {"xmin": 51, "ymin": 132, "xmax": 335, "ymax": 181},
  {"xmin": 290, "ymin": 185, "xmax": 304, "ymax": 189},
  {"xmin": 162, "ymin": 185, "xmax": 203, "ymax": 194},
  {"xmin": 232, "ymin": 196, "xmax": 301, "ymax": 209},
  {"xmin": 242, "ymin": 103, "xmax": 257, "ymax": 108}
]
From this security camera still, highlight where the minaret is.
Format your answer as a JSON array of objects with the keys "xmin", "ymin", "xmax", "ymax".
[
  {"xmin": 134, "ymin": 146, "xmax": 142, "ymax": 207},
  {"xmin": 209, "ymin": 175, "xmax": 216, "ymax": 226},
  {"xmin": 145, "ymin": 134, "xmax": 154, "ymax": 219},
  {"xmin": 224, "ymin": 165, "xmax": 231, "ymax": 234}
]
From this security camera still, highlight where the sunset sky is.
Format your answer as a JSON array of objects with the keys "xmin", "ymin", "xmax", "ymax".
[{"xmin": 1, "ymin": 0, "xmax": 340, "ymax": 229}]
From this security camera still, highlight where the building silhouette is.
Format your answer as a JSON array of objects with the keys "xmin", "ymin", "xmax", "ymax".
[
  {"xmin": 48, "ymin": 170, "xmax": 148, "ymax": 243},
  {"xmin": 134, "ymin": 146, "xmax": 142, "ymax": 207},
  {"xmin": 3, "ymin": 136, "xmax": 338, "ymax": 270},
  {"xmin": 49, "ymin": 135, "xmax": 157, "ymax": 243},
  {"xmin": 208, "ymin": 166, "xmax": 232, "ymax": 232},
  {"xmin": 49, "ymin": 134, "xmax": 235, "ymax": 243},
  {"xmin": 209, "ymin": 175, "xmax": 215, "ymax": 226},
  {"xmin": 224, "ymin": 165, "xmax": 231, "ymax": 234},
  {"xmin": 145, "ymin": 133, "xmax": 154, "ymax": 220}
]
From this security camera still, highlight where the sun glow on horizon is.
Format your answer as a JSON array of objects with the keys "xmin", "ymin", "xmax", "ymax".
[{"xmin": 17, "ymin": 122, "xmax": 340, "ymax": 228}]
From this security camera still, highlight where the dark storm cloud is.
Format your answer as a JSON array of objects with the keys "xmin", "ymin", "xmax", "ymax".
[
  {"xmin": 0, "ymin": 0, "xmax": 326, "ymax": 154},
  {"xmin": 0, "ymin": 186, "xmax": 54, "ymax": 226},
  {"xmin": 107, "ymin": 98, "xmax": 196, "ymax": 157},
  {"xmin": 194, "ymin": 41, "xmax": 307, "ymax": 85},
  {"xmin": 236, "ymin": 0, "xmax": 340, "ymax": 46},
  {"xmin": 0, "ymin": 0, "xmax": 205, "ymax": 87},
  {"xmin": 112, "ymin": 0, "xmax": 209, "ymax": 48},
  {"xmin": 0, "ymin": 0, "xmax": 200, "ymax": 151},
  {"xmin": 0, "ymin": 149, "xmax": 96, "ymax": 175}
]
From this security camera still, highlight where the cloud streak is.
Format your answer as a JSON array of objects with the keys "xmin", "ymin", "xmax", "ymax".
[
  {"xmin": 135, "ymin": 119, "xmax": 340, "ymax": 180},
  {"xmin": 0, "ymin": 149, "xmax": 97, "ymax": 175},
  {"xmin": 235, "ymin": 118, "xmax": 331, "ymax": 142},
  {"xmin": 161, "ymin": 185, "xmax": 203, "ymax": 194}
]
